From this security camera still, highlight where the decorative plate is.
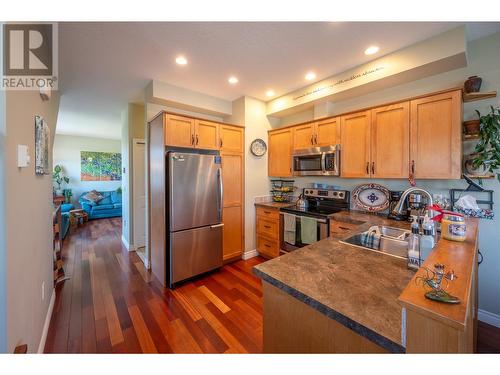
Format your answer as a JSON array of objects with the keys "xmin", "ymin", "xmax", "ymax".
[
  {"xmin": 250, "ymin": 138, "xmax": 267, "ymax": 157},
  {"xmin": 352, "ymin": 183, "xmax": 390, "ymax": 212}
]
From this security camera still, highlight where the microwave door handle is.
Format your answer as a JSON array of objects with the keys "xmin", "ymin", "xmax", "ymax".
[{"xmin": 321, "ymin": 152, "xmax": 326, "ymax": 174}]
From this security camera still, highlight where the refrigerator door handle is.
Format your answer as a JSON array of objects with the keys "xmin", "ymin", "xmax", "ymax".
[
  {"xmin": 217, "ymin": 167, "xmax": 224, "ymax": 221},
  {"xmin": 210, "ymin": 223, "xmax": 225, "ymax": 229}
]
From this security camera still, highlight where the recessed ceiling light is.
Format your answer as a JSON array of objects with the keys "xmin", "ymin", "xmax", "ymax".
[
  {"xmin": 266, "ymin": 90, "xmax": 275, "ymax": 97},
  {"xmin": 305, "ymin": 71, "xmax": 316, "ymax": 81},
  {"xmin": 228, "ymin": 76, "xmax": 239, "ymax": 84},
  {"xmin": 175, "ymin": 56, "xmax": 188, "ymax": 65},
  {"xmin": 364, "ymin": 46, "xmax": 380, "ymax": 55}
]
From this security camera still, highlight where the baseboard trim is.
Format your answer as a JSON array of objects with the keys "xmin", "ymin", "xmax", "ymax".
[
  {"xmin": 479, "ymin": 309, "xmax": 500, "ymax": 328},
  {"xmin": 242, "ymin": 249, "xmax": 258, "ymax": 260},
  {"xmin": 121, "ymin": 235, "xmax": 135, "ymax": 252},
  {"xmin": 37, "ymin": 288, "xmax": 55, "ymax": 353}
]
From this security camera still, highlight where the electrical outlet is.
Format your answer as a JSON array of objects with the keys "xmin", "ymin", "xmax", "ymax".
[{"xmin": 41, "ymin": 281, "xmax": 45, "ymax": 301}]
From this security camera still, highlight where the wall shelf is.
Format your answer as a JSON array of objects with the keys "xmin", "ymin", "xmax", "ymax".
[
  {"xmin": 463, "ymin": 91, "xmax": 497, "ymax": 103},
  {"xmin": 463, "ymin": 134, "xmax": 480, "ymax": 141},
  {"xmin": 464, "ymin": 173, "xmax": 495, "ymax": 179}
]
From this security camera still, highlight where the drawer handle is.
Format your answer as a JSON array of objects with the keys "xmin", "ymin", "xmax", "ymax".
[
  {"xmin": 264, "ymin": 225, "xmax": 271, "ymax": 229},
  {"xmin": 264, "ymin": 244, "xmax": 271, "ymax": 248},
  {"xmin": 338, "ymin": 226, "xmax": 351, "ymax": 230},
  {"xmin": 264, "ymin": 211, "xmax": 272, "ymax": 214}
]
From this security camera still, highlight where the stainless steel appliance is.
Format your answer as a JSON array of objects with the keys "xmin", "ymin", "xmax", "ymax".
[
  {"xmin": 166, "ymin": 150, "xmax": 223, "ymax": 287},
  {"xmin": 279, "ymin": 187, "xmax": 350, "ymax": 252},
  {"xmin": 292, "ymin": 145, "xmax": 340, "ymax": 176}
]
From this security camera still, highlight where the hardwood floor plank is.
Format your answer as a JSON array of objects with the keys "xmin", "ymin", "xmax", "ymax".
[
  {"xmin": 128, "ymin": 304, "xmax": 158, "ymax": 353},
  {"xmin": 198, "ymin": 285, "xmax": 231, "ymax": 313},
  {"xmin": 171, "ymin": 289, "xmax": 202, "ymax": 322}
]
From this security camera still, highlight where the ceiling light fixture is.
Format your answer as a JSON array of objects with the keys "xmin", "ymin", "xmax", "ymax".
[
  {"xmin": 305, "ymin": 71, "xmax": 316, "ymax": 81},
  {"xmin": 175, "ymin": 56, "xmax": 188, "ymax": 65},
  {"xmin": 228, "ymin": 76, "xmax": 239, "ymax": 84},
  {"xmin": 364, "ymin": 46, "xmax": 380, "ymax": 55},
  {"xmin": 266, "ymin": 90, "xmax": 275, "ymax": 97}
]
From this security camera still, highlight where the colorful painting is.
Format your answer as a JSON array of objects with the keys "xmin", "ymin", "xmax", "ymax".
[
  {"xmin": 80, "ymin": 151, "xmax": 122, "ymax": 181},
  {"xmin": 35, "ymin": 115, "xmax": 50, "ymax": 175}
]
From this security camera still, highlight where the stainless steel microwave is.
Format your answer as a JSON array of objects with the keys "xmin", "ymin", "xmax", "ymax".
[{"xmin": 292, "ymin": 145, "xmax": 340, "ymax": 176}]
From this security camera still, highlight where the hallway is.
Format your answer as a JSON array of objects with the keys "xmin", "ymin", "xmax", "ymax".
[{"xmin": 44, "ymin": 218, "xmax": 264, "ymax": 353}]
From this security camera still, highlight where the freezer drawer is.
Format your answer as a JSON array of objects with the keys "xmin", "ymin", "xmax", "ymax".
[{"xmin": 170, "ymin": 224, "xmax": 223, "ymax": 284}]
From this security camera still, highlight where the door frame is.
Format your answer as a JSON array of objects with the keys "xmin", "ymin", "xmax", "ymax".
[{"xmin": 132, "ymin": 138, "xmax": 148, "ymax": 268}]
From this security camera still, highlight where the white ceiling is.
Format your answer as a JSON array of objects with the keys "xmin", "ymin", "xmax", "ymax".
[{"xmin": 57, "ymin": 22, "xmax": 500, "ymax": 140}]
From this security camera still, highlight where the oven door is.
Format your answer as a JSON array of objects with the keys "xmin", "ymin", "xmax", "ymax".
[{"xmin": 280, "ymin": 213, "xmax": 329, "ymax": 253}]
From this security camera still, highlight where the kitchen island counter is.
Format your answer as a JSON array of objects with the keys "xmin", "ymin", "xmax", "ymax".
[{"xmin": 253, "ymin": 211, "xmax": 479, "ymax": 353}]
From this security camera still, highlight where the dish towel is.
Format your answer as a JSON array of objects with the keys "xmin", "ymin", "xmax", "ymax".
[
  {"xmin": 300, "ymin": 216, "xmax": 317, "ymax": 244},
  {"xmin": 283, "ymin": 213, "xmax": 296, "ymax": 245},
  {"xmin": 359, "ymin": 226, "xmax": 381, "ymax": 250}
]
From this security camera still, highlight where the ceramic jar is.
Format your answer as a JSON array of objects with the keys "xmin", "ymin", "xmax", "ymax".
[{"xmin": 464, "ymin": 76, "xmax": 482, "ymax": 93}]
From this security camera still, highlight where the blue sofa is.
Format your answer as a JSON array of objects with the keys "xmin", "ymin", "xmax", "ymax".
[{"xmin": 79, "ymin": 190, "xmax": 122, "ymax": 219}]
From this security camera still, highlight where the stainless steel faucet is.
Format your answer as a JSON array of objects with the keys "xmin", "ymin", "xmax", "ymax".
[{"xmin": 391, "ymin": 186, "xmax": 434, "ymax": 217}]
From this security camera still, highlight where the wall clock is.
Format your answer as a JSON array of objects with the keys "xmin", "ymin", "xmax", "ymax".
[{"xmin": 250, "ymin": 138, "xmax": 267, "ymax": 157}]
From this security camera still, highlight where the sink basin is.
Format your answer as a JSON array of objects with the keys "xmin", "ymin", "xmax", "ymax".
[{"xmin": 339, "ymin": 226, "xmax": 410, "ymax": 259}]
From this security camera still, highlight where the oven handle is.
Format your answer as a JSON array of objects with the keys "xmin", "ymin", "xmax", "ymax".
[{"xmin": 280, "ymin": 212, "xmax": 327, "ymax": 224}]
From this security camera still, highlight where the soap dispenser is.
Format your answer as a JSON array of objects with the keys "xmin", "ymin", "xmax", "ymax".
[{"xmin": 407, "ymin": 216, "xmax": 421, "ymax": 271}]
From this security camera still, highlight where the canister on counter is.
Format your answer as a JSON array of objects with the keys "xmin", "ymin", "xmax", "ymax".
[{"xmin": 441, "ymin": 212, "xmax": 467, "ymax": 242}]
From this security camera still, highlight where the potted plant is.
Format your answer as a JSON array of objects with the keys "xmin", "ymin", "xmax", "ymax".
[
  {"xmin": 63, "ymin": 188, "xmax": 73, "ymax": 203},
  {"xmin": 53, "ymin": 165, "xmax": 69, "ymax": 196},
  {"xmin": 472, "ymin": 106, "xmax": 500, "ymax": 182}
]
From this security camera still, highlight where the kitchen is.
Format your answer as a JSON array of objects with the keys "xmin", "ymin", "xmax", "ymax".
[{"xmin": 146, "ymin": 24, "xmax": 500, "ymax": 354}]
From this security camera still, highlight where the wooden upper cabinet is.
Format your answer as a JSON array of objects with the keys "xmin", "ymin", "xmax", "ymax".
[
  {"xmin": 316, "ymin": 117, "xmax": 340, "ymax": 147},
  {"xmin": 165, "ymin": 114, "xmax": 194, "ymax": 147},
  {"xmin": 293, "ymin": 123, "xmax": 315, "ymax": 150},
  {"xmin": 194, "ymin": 119, "xmax": 219, "ymax": 150},
  {"xmin": 371, "ymin": 102, "xmax": 410, "ymax": 178},
  {"xmin": 340, "ymin": 111, "xmax": 371, "ymax": 178},
  {"xmin": 410, "ymin": 90, "xmax": 462, "ymax": 179},
  {"xmin": 220, "ymin": 124, "xmax": 244, "ymax": 153},
  {"xmin": 268, "ymin": 128, "xmax": 293, "ymax": 177}
]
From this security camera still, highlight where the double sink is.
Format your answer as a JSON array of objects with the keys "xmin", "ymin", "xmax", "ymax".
[{"xmin": 340, "ymin": 225, "xmax": 410, "ymax": 259}]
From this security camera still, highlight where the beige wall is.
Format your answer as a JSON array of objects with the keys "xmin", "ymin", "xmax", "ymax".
[
  {"xmin": 4, "ymin": 89, "xmax": 60, "ymax": 353},
  {"xmin": 274, "ymin": 32, "xmax": 500, "ymax": 319}
]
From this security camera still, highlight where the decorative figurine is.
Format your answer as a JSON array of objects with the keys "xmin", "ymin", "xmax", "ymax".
[{"xmin": 415, "ymin": 263, "xmax": 460, "ymax": 304}]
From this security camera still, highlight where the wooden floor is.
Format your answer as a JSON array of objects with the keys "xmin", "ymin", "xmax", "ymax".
[
  {"xmin": 44, "ymin": 217, "xmax": 265, "ymax": 353},
  {"xmin": 44, "ymin": 217, "xmax": 500, "ymax": 354}
]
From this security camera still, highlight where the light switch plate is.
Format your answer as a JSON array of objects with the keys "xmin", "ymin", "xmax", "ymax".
[{"xmin": 17, "ymin": 145, "xmax": 30, "ymax": 167}]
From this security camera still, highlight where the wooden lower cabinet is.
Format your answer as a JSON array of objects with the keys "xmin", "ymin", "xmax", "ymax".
[
  {"xmin": 222, "ymin": 205, "xmax": 244, "ymax": 261},
  {"xmin": 256, "ymin": 206, "xmax": 281, "ymax": 259}
]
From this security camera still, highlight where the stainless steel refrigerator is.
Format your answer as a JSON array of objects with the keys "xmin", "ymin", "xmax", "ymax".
[{"xmin": 166, "ymin": 150, "xmax": 224, "ymax": 287}]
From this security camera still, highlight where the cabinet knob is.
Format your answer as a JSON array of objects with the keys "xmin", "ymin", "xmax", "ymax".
[
  {"xmin": 310, "ymin": 135, "xmax": 314, "ymax": 145},
  {"xmin": 191, "ymin": 134, "xmax": 195, "ymax": 145},
  {"xmin": 371, "ymin": 162, "xmax": 375, "ymax": 175},
  {"xmin": 366, "ymin": 162, "xmax": 369, "ymax": 175},
  {"xmin": 196, "ymin": 134, "xmax": 199, "ymax": 145}
]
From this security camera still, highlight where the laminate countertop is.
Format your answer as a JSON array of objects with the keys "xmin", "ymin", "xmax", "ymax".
[
  {"xmin": 254, "ymin": 201, "xmax": 294, "ymax": 209},
  {"xmin": 253, "ymin": 211, "xmax": 415, "ymax": 353},
  {"xmin": 253, "ymin": 210, "xmax": 479, "ymax": 353}
]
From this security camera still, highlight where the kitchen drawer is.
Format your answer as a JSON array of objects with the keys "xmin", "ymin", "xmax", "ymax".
[
  {"xmin": 257, "ymin": 235, "xmax": 280, "ymax": 258},
  {"xmin": 256, "ymin": 206, "xmax": 280, "ymax": 220},
  {"xmin": 330, "ymin": 220, "xmax": 362, "ymax": 237},
  {"xmin": 257, "ymin": 217, "xmax": 279, "ymax": 240}
]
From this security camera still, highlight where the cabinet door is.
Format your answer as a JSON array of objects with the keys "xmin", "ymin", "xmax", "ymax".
[
  {"xmin": 195, "ymin": 119, "xmax": 219, "ymax": 150},
  {"xmin": 315, "ymin": 117, "xmax": 340, "ymax": 147},
  {"xmin": 223, "ymin": 205, "xmax": 243, "ymax": 261},
  {"xmin": 340, "ymin": 111, "xmax": 371, "ymax": 178},
  {"xmin": 221, "ymin": 153, "xmax": 243, "ymax": 207},
  {"xmin": 410, "ymin": 91, "xmax": 462, "ymax": 179},
  {"xmin": 268, "ymin": 129, "xmax": 293, "ymax": 177},
  {"xmin": 220, "ymin": 124, "xmax": 244, "ymax": 153},
  {"xmin": 371, "ymin": 102, "xmax": 410, "ymax": 178},
  {"xmin": 293, "ymin": 123, "xmax": 315, "ymax": 150},
  {"xmin": 165, "ymin": 114, "xmax": 194, "ymax": 147}
]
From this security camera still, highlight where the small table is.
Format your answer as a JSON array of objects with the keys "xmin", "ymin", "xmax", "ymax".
[{"xmin": 70, "ymin": 209, "xmax": 89, "ymax": 227}]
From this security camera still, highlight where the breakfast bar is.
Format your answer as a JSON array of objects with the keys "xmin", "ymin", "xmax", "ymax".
[{"xmin": 253, "ymin": 211, "xmax": 479, "ymax": 353}]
